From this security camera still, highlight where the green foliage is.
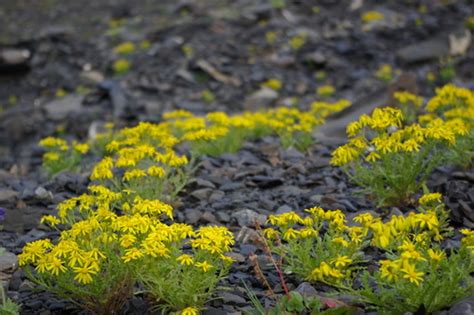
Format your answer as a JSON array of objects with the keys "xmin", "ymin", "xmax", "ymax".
[
  {"xmin": 346, "ymin": 247, "xmax": 474, "ymax": 314},
  {"xmin": 264, "ymin": 209, "xmax": 368, "ymax": 287},
  {"xmin": 201, "ymin": 89, "xmax": 216, "ymax": 104},
  {"xmin": 39, "ymin": 137, "xmax": 89, "ymax": 177},
  {"xmin": 269, "ymin": 0, "xmax": 286, "ymax": 9},
  {"xmin": 348, "ymin": 142, "xmax": 443, "ymax": 206},
  {"xmin": 244, "ymin": 288, "xmax": 355, "ymax": 315},
  {"xmin": 374, "ymin": 64, "xmax": 394, "ymax": 83},
  {"xmin": 136, "ymin": 249, "xmax": 232, "ymax": 313}
]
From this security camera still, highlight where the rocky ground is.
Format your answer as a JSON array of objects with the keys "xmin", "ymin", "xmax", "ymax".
[{"xmin": 0, "ymin": 0, "xmax": 474, "ymax": 314}]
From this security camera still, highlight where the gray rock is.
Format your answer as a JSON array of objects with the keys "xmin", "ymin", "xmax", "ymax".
[
  {"xmin": 232, "ymin": 209, "xmax": 267, "ymax": 227},
  {"xmin": 195, "ymin": 178, "xmax": 216, "ymax": 189},
  {"xmin": 219, "ymin": 292, "xmax": 247, "ymax": 305},
  {"xmin": 0, "ymin": 48, "xmax": 31, "ymax": 66},
  {"xmin": 295, "ymin": 282, "xmax": 318, "ymax": 297},
  {"xmin": 397, "ymin": 38, "xmax": 450, "ymax": 64},
  {"xmin": 304, "ymin": 51, "xmax": 326, "ymax": 65},
  {"xmin": 227, "ymin": 252, "xmax": 245, "ymax": 263},
  {"xmin": 34, "ymin": 186, "xmax": 52, "ymax": 200},
  {"xmin": 248, "ymin": 175, "xmax": 283, "ymax": 189},
  {"xmin": 216, "ymin": 211, "xmax": 231, "ymax": 223},
  {"xmin": 0, "ymin": 189, "xmax": 18, "ymax": 203},
  {"xmin": 191, "ymin": 188, "xmax": 213, "ymax": 201},
  {"xmin": 449, "ymin": 297, "xmax": 474, "ymax": 315},
  {"xmin": 276, "ymin": 204, "xmax": 292, "ymax": 214},
  {"xmin": 0, "ymin": 252, "xmax": 18, "ymax": 273},
  {"xmin": 17, "ymin": 229, "xmax": 47, "ymax": 245},
  {"xmin": 201, "ymin": 211, "xmax": 218, "ymax": 224},
  {"xmin": 449, "ymin": 29, "xmax": 472, "ymax": 56},
  {"xmin": 235, "ymin": 226, "xmax": 260, "ymax": 244},
  {"xmin": 79, "ymin": 70, "xmax": 104, "ymax": 84},
  {"xmin": 209, "ymin": 190, "xmax": 225, "ymax": 203},
  {"xmin": 44, "ymin": 95, "xmax": 84, "ymax": 120},
  {"xmin": 240, "ymin": 244, "xmax": 257, "ymax": 256},
  {"xmin": 184, "ymin": 209, "xmax": 201, "ymax": 225},
  {"xmin": 244, "ymin": 87, "xmax": 278, "ymax": 111}
]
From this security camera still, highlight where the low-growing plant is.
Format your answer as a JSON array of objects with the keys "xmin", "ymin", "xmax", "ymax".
[
  {"xmin": 40, "ymin": 137, "xmax": 89, "ymax": 176},
  {"xmin": 374, "ymin": 64, "xmax": 394, "ymax": 83},
  {"xmin": 244, "ymin": 288, "xmax": 355, "ymax": 315},
  {"xmin": 316, "ymin": 85, "xmax": 335, "ymax": 98},
  {"xmin": 112, "ymin": 59, "xmax": 130, "ymax": 75},
  {"xmin": 331, "ymin": 107, "xmax": 468, "ymax": 206},
  {"xmin": 265, "ymin": 31, "xmax": 277, "ymax": 45},
  {"xmin": 261, "ymin": 78, "xmax": 282, "ymax": 91},
  {"xmin": 344, "ymin": 196, "xmax": 472, "ymax": 314},
  {"xmin": 421, "ymin": 84, "xmax": 474, "ymax": 169},
  {"xmin": 348, "ymin": 246, "xmax": 473, "ymax": 314},
  {"xmin": 289, "ymin": 33, "xmax": 306, "ymax": 51},
  {"xmin": 393, "ymin": 91, "xmax": 423, "ymax": 124},
  {"xmin": 263, "ymin": 208, "xmax": 368, "ymax": 287},
  {"xmin": 361, "ymin": 11, "xmax": 384, "ymax": 24},
  {"xmin": 201, "ymin": 89, "xmax": 215, "ymax": 103},
  {"xmin": 439, "ymin": 59, "xmax": 456, "ymax": 83},
  {"xmin": 466, "ymin": 16, "xmax": 474, "ymax": 31},
  {"xmin": 258, "ymin": 195, "xmax": 471, "ymax": 314},
  {"xmin": 21, "ymin": 184, "xmax": 235, "ymax": 314},
  {"xmin": 133, "ymin": 225, "xmax": 235, "ymax": 313},
  {"xmin": 114, "ymin": 42, "xmax": 135, "ymax": 55}
]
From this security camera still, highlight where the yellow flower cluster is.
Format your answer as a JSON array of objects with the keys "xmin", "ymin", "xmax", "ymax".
[
  {"xmin": 394, "ymin": 91, "xmax": 424, "ymax": 108},
  {"xmin": 331, "ymin": 107, "xmax": 468, "ymax": 166},
  {"xmin": 361, "ymin": 11, "xmax": 385, "ymax": 23},
  {"xmin": 20, "ymin": 181, "xmax": 235, "ymax": 315},
  {"xmin": 424, "ymin": 84, "xmax": 474, "ymax": 126},
  {"xmin": 39, "ymin": 137, "xmax": 90, "ymax": 175},
  {"xmin": 264, "ymin": 194, "xmax": 472, "ymax": 288},
  {"xmin": 379, "ymin": 243, "xmax": 446, "ymax": 286}
]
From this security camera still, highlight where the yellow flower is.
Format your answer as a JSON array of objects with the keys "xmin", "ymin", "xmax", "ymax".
[
  {"xmin": 147, "ymin": 165, "xmax": 165, "ymax": 178},
  {"xmin": 361, "ymin": 11, "xmax": 384, "ymax": 23},
  {"xmin": 415, "ymin": 212, "xmax": 439, "ymax": 231},
  {"xmin": 40, "ymin": 215, "xmax": 60, "ymax": 227},
  {"xmin": 401, "ymin": 263, "xmax": 424, "ymax": 286},
  {"xmin": 73, "ymin": 142, "xmax": 89, "ymax": 154},
  {"xmin": 73, "ymin": 263, "xmax": 98, "ymax": 284},
  {"xmin": 181, "ymin": 307, "xmax": 199, "ymax": 315},
  {"xmin": 90, "ymin": 157, "xmax": 114, "ymax": 180},
  {"xmin": 123, "ymin": 168, "xmax": 147, "ymax": 181},
  {"xmin": 380, "ymin": 260, "xmax": 400, "ymax": 282},
  {"xmin": 394, "ymin": 91, "xmax": 423, "ymax": 108},
  {"xmin": 44, "ymin": 151, "xmax": 60, "ymax": 162},
  {"xmin": 283, "ymin": 228, "xmax": 300, "ymax": 240},
  {"xmin": 195, "ymin": 261, "xmax": 213, "ymax": 272},
  {"xmin": 263, "ymin": 228, "xmax": 280, "ymax": 239},
  {"xmin": 317, "ymin": 85, "xmax": 335, "ymax": 97},
  {"xmin": 113, "ymin": 59, "xmax": 130, "ymax": 74},
  {"xmin": 332, "ymin": 237, "xmax": 349, "ymax": 248},
  {"xmin": 307, "ymin": 262, "xmax": 343, "ymax": 282},
  {"xmin": 261, "ymin": 78, "xmax": 282, "ymax": 91},
  {"xmin": 177, "ymin": 254, "xmax": 194, "ymax": 266},
  {"xmin": 418, "ymin": 193, "xmax": 442, "ymax": 206},
  {"xmin": 120, "ymin": 234, "xmax": 136, "ymax": 248},
  {"xmin": 365, "ymin": 151, "xmax": 381, "ymax": 162},
  {"xmin": 122, "ymin": 248, "xmax": 144, "ymax": 263},
  {"xmin": 331, "ymin": 145, "xmax": 360, "ymax": 166},
  {"xmin": 114, "ymin": 42, "xmax": 135, "ymax": 55},
  {"xmin": 47, "ymin": 256, "xmax": 67, "ymax": 276},
  {"xmin": 331, "ymin": 256, "xmax": 352, "ymax": 268},
  {"xmin": 427, "ymin": 248, "xmax": 445, "ymax": 263}
]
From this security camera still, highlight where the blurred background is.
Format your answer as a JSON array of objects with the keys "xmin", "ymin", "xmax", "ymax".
[{"xmin": 0, "ymin": 0, "xmax": 473, "ymax": 168}]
